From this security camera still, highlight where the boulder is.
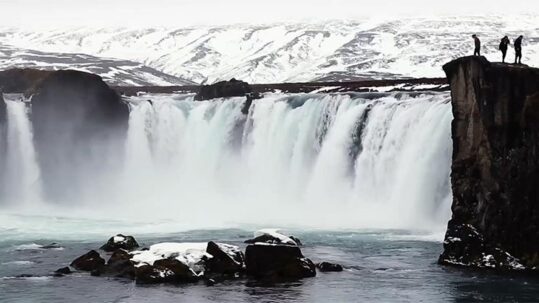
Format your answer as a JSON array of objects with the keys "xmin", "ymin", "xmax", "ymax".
[
  {"xmin": 440, "ymin": 56, "xmax": 539, "ymax": 271},
  {"xmin": 245, "ymin": 244, "xmax": 316, "ymax": 280},
  {"xmin": 195, "ymin": 78, "xmax": 258, "ymax": 101},
  {"xmin": 29, "ymin": 70, "xmax": 129, "ymax": 202},
  {"xmin": 70, "ymin": 250, "xmax": 105, "ymax": 271},
  {"xmin": 205, "ymin": 241, "xmax": 245, "ymax": 275},
  {"xmin": 316, "ymin": 262, "xmax": 344, "ymax": 272},
  {"xmin": 244, "ymin": 229, "xmax": 300, "ymax": 246},
  {"xmin": 102, "ymin": 249, "xmax": 136, "ymax": 279},
  {"xmin": 100, "ymin": 234, "xmax": 139, "ymax": 252},
  {"xmin": 135, "ymin": 258, "xmax": 199, "ymax": 284}
]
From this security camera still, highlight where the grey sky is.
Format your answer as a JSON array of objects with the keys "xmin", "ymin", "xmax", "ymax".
[{"xmin": 2, "ymin": 0, "xmax": 538, "ymax": 27}]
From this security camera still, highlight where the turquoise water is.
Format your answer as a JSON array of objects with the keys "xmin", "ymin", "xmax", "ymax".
[{"xmin": 1, "ymin": 224, "xmax": 539, "ymax": 303}]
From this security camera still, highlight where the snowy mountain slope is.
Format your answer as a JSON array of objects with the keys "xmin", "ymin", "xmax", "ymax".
[
  {"xmin": 1, "ymin": 15, "xmax": 539, "ymax": 84},
  {"xmin": 0, "ymin": 43, "xmax": 195, "ymax": 86}
]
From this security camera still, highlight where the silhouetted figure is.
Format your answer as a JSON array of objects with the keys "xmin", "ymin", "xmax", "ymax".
[
  {"xmin": 499, "ymin": 36, "xmax": 510, "ymax": 63},
  {"xmin": 514, "ymin": 35, "xmax": 523, "ymax": 64},
  {"xmin": 472, "ymin": 35, "xmax": 481, "ymax": 56}
]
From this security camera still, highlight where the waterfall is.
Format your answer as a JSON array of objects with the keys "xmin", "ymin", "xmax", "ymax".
[
  {"xmin": 0, "ymin": 91, "xmax": 453, "ymax": 231},
  {"xmin": 2, "ymin": 95, "xmax": 42, "ymax": 206},
  {"xmin": 119, "ymin": 92, "xmax": 453, "ymax": 230}
]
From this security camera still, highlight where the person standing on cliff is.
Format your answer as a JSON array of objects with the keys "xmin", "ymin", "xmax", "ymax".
[
  {"xmin": 472, "ymin": 35, "xmax": 481, "ymax": 56},
  {"xmin": 499, "ymin": 36, "xmax": 510, "ymax": 63},
  {"xmin": 514, "ymin": 35, "xmax": 523, "ymax": 64}
]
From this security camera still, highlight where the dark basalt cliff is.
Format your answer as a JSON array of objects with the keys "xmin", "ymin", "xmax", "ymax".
[
  {"xmin": 0, "ymin": 68, "xmax": 54, "ymax": 93},
  {"xmin": 440, "ymin": 56, "xmax": 539, "ymax": 271},
  {"xmin": 30, "ymin": 70, "xmax": 129, "ymax": 201},
  {"xmin": 0, "ymin": 93, "xmax": 6, "ymax": 192},
  {"xmin": 195, "ymin": 79, "xmax": 256, "ymax": 101}
]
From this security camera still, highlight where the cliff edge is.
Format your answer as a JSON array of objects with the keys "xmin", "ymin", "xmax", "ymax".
[{"xmin": 440, "ymin": 56, "xmax": 539, "ymax": 271}]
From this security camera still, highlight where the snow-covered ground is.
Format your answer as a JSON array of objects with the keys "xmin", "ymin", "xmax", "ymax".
[
  {"xmin": 1, "ymin": 15, "xmax": 538, "ymax": 84},
  {"xmin": 0, "ymin": 43, "xmax": 195, "ymax": 86}
]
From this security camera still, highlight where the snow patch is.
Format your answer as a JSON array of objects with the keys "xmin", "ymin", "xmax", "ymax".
[
  {"xmin": 113, "ymin": 235, "xmax": 126, "ymax": 243},
  {"xmin": 130, "ymin": 242, "xmax": 210, "ymax": 275},
  {"xmin": 254, "ymin": 228, "xmax": 297, "ymax": 245}
]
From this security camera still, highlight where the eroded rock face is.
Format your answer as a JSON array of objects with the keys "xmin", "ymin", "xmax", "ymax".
[
  {"xmin": 30, "ymin": 70, "xmax": 129, "ymax": 202},
  {"xmin": 440, "ymin": 56, "xmax": 539, "ymax": 270}
]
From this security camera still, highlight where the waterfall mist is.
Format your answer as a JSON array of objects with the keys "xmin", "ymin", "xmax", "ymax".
[{"xmin": 0, "ymin": 92, "xmax": 453, "ymax": 233}]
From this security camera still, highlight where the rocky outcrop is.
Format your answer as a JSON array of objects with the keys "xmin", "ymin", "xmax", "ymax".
[
  {"xmin": 195, "ymin": 78, "xmax": 257, "ymax": 101},
  {"xmin": 135, "ymin": 259, "xmax": 199, "ymax": 284},
  {"xmin": 205, "ymin": 241, "xmax": 245, "ymax": 275},
  {"xmin": 0, "ymin": 69, "xmax": 53, "ymax": 93},
  {"xmin": 61, "ymin": 230, "xmax": 331, "ymax": 286},
  {"xmin": 244, "ymin": 229, "xmax": 301, "ymax": 246},
  {"xmin": 245, "ymin": 244, "xmax": 316, "ymax": 280},
  {"xmin": 30, "ymin": 70, "xmax": 129, "ymax": 201},
  {"xmin": 0, "ymin": 93, "xmax": 6, "ymax": 191},
  {"xmin": 440, "ymin": 56, "xmax": 539, "ymax": 271},
  {"xmin": 70, "ymin": 250, "xmax": 105, "ymax": 271},
  {"xmin": 316, "ymin": 262, "xmax": 344, "ymax": 272},
  {"xmin": 100, "ymin": 234, "xmax": 139, "ymax": 252}
]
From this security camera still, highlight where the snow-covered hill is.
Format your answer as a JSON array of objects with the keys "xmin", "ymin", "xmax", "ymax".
[
  {"xmin": 1, "ymin": 15, "xmax": 538, "ymax": 84},
  {"xmin": 0, "ymin": 43, "xmax": 195, "ymax": 86}
]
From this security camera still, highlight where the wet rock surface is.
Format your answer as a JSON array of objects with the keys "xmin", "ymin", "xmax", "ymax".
[
  {"xmin": 70, "ymin": 250, "xmax": 105, "ymax": 272},
  {"xmin": 245, "ymin": 244, "xmax": 316, "ymax": 280},
  {"xmin": 440, "ymin": 56, "xmax": 539, "ymax": 271},
  {"xmin": 100, "ymin": 234, "xmax": 139, "ymax": 252},
  {"xmin": 317, "ymin": 262, "xmax": 344, "ymax": 272},
  {"xmin": 63, "ymin": 231, "xmax": 328, "ymax": 286},
  {"xmin": 205, "ymin": 241, "xmax": 245, "ymax": 275}
]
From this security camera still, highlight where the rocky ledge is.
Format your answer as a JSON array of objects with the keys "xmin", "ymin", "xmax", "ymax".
[
  {"xmin": 59, "ymin": 230, "xmax": 342, "ymax": 285},
  {"xmin": 440, "ymin": 56, "xmax": 539, "ymax": 271}
]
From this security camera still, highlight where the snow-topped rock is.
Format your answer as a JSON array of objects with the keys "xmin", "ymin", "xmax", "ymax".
[
  {"xmin": 100, "ymin": 234, "xmax": 139, "ymax": 252},
  {"xmin": 245, "ymin": 229, "xmax": 301, "ymax": 246},
  {"xmin": 130, "ymin": 242, "xmax": 209, "ymax": 275},
  {"xmin": 205, "ymin": 241, "xmax": 245, "ymax": 275},
  {"xmin": 439, "ymin": 222, "xmax": 526, "ymax": 271}
]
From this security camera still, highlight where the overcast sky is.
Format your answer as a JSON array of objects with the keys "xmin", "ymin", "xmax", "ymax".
[{"xmin": 2, "ymin": 0, "xmax": 538, "ymax": 27}]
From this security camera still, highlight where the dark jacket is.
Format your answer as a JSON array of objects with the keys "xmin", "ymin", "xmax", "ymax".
[
  {"xmin": 499, "ymin": 37, "xmax": 510, "ymax": 50},
  {"xmin": 474, "ymin": 37, "xmax": 481, "ymax": 49},
  {"xmin": 515, "ymin": 37, "xmax": 523, "ymax": 50}
]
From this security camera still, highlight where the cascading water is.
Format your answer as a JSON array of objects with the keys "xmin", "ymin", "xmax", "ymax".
[
  {"xmin": 2, "ymin": 95, "xmax": 42, "ymax": 206},
  {"xmin": 0, "ymin": 91, "xmax": 453, "ymax": 232},
  {"xmin": 118, "ymin": 92, "xmax": 453, "ymax": 231}
]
